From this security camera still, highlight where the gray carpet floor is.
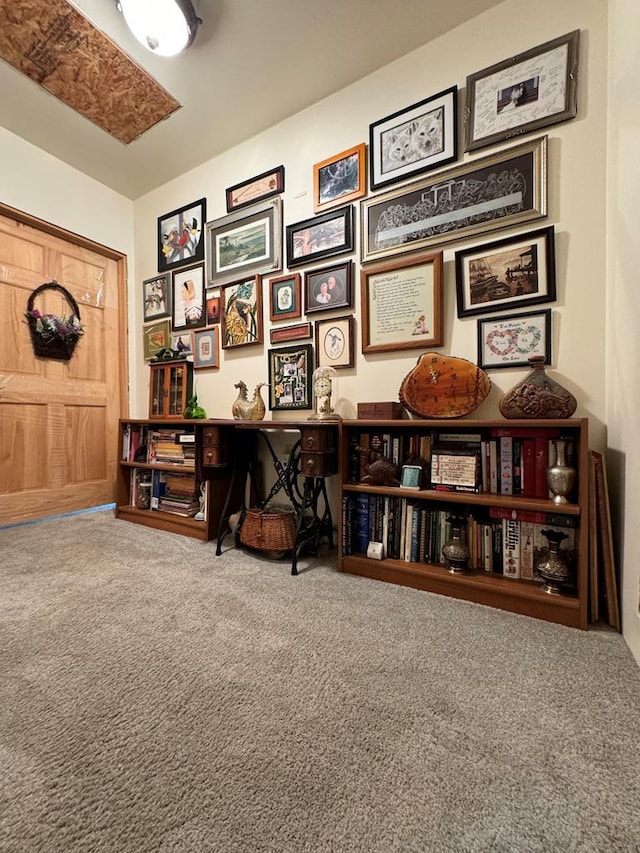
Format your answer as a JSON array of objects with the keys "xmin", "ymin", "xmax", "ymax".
[{"xmin": 1, "ymin": 510, "xmax": 639, "ymax": 853}]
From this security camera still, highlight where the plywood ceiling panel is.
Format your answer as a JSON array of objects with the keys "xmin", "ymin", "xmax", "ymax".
[{"xmin": 0, "ymin": 0, "xmax": 180, "ymax": 144}]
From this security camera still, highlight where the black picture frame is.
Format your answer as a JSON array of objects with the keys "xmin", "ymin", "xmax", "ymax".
[
  {"xmin": 455, "ymin": 226, "xmax": 556, "ymax": 318},
  {"xmin": 369, "ymin": 86, "xmax": 458, "ymax": 191},
  {"xmin": 225, "ymin": 165, "xmax": 285, "ymax": 212},
  {"xmin": 268, "ymin": 343, "xmax": 313, "ymax": 411},
  {"xmin": 143, "ymin": 272, "xmax": 171, "ymax": 322},
  {"xmin": 477, "ymin": 308, "xmax": 552, "ymax": 370},
  {"xmin": 304, "ymin": 260, "xmax": 352, "ymax": 314},
  {"xmin": 157, "ymin": 198, "xmax": 206, "ymax": 273},
  {"xmin": 286, "ymin": 205, "xmax": 354, "ymax": 269}
]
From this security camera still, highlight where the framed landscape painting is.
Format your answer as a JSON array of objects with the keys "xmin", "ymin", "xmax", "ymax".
[{"xmin": 157, "ymin": 198, "xmax": 206, "ymax": 273}]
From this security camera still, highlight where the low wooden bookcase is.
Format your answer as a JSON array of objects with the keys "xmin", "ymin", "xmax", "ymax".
[{"xmin": 338, "ymin": 418, "xmax": 589, "ymax": 629}]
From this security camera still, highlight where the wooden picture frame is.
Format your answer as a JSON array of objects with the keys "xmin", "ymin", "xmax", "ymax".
[
  {"xmin": 477, "ymin": 308, "xmax": 552, "ymax": 370},
  {"xmin": 464, "ymin": 30, "xmax": 580, "ymax": 152},
  {"xmin": 221, "ymin": 275, "xmax": 263, "ymax": 349},
  {"xmin": 313, "ymin": 143, "xmax": 366, "ymax": 213},
  {"xmin": 268, "ymin": 273, "xmax": 302, "ymax": 322},
  {"xmin": 361, "ymin": 251, "xmax": 443, "ymax": 354},
  {"xmin": 143, "ymin": 272, "xmax": 171, "ymax": 322},
  {"xmin": 286, "ymin": 205, "xmax": 354, "ymax": 269},
  {"xmin": 193, "ymin": 327, "xmax": 220, "ymax": 369},
  {"xmin": 206, "ymin": 197, "xmax": 282, "ymax": 287},
  {"xmin": 304, "ymin": 260, "xmax": 352, "ymax": 314},
  {"xmin": 205, "ymin": 292, "xmax": 220, "ymax": 325},
  {"xmin": 369, "ymin": 86, "xmax": 458, "ymax": 191},
  {"xmin": 143, "ymin": 319, "xmax": 171, "ymax": 361},
  {"xmin": 315, "ymin": 314, "xmax": 355, "ymax": 369},
  {"xmin": 157, "ymin": 198, "xmax": 206, "ymax": 273},
  {"xmin": 361, "ymin": 136, "xmax": 547, "ymax": 264},
  {"xmin": 268, "ymin": 343, "xmax": 313, "ymax": 411},
  {"xmin": 269, "ymin": 322, "xmax": 313, "ymax": 345},
  {"xmin": 455, "ymin": 226, "xmax": 556, "ymax": 318},
  {"xmin": 225, "ymin": 165, "xmax": 285, "ymax": 212},
  {"xmin": 171, "ymin": 263, "xmax": 206, "ymax": 331}
]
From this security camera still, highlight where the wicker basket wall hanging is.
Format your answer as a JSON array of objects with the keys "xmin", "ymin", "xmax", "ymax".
[{"xmin": 25, "ymin": 281, "xmax": 83, "ymax": 361}]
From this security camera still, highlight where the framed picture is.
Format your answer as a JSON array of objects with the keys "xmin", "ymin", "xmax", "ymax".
[
  {"xmin": 361, "ymin": 251, "xmax": 443, "ymax": 354},
  {"xmin": 304, "ymin": 260, "xmax": 352, "ymax": 314},
  {"xmin": 455, "ymin": 226, "xmax": 556, "ymax": 318},
  {"xmin": 142, "ymin": 319, "xmax": 171, "ymax": 361},
  {"xmin": 313, "ymin": 143, "xmax": 366, "ymax": 213},
  {"xmin": 369, "ymin": 86, "xmax": 458, "ymax": 191},
  {"xmin": 477, "ymin": 308, "xmax": 552, "ymax": 370},
  {"xmin": 170, "ymin": 331, "xmax": 193, "ymax": 356},
  {"xmin": 171, "ymin": 263, "xmax": 206, "ymax": 331},
  {"xmin": 206, "ymin": 197, "xmax": 282, "ymax": 288},
  {"xmin": 464, "ymin": 30, "xmax": 580, "ymax": 152},
  {"xmin": 226, "ymin": 165, "xmax": 285, "ymax": 212},
  {"xmin": 286, "ymin": 205, "xmax": 354, "ymax": 269},
  {"xmin": 269, "ymin": 322, "xmax": 312, "ymax": 345},
  {"xmin": 221, "ymin": 275, "xmax": 263, "ymax": 349},
  {"xmin": 143, "ymin": 272, "xmax": 171, "ymax": 322},
  {"xmin": 157, "ymin": 198, "xmax": 206, "ymax": 273},
  {"xmin": 193, "ymin": 327, "xmax": 220, "ymax": 369},
  {"xmin": 205, "ymin": 292, "xmax": 220, "ymax": 325},
  {"xmin": 268, "ymin": 344, "xmax": 313, "ymax": 411},
  {"xmin": 315, "ymin": 314, "xmax": 355, "ymax": 369},
  {"xmin": 361, "ymin": 135, "xmax": 547, "ymax": 264},
  {"xmin": 268, "ymin": 273, "xmax": 302, "ymax": 322}
]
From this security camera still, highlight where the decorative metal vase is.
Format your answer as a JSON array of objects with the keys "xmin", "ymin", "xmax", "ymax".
[
  {"xmin": 536, "ymin": 528, "xmax": 571, "ymax": 594},
  {"xmin": 499, "ymin": 356, "xmax": 577, "ymax": 419},
  {"xmin": 442, "ymin": 515, "xmax": 471, "ymax": 573},
  {"xmin": 546, "ymin": 438, "xmax": 576, "ymax": 504}
]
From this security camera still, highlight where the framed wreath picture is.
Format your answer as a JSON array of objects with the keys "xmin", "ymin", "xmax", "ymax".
[
  {"xmin": 193, "ymin": 327, "xmax": 220, "ymax": 369},
  {"xmin": 315, "ymin": 314, "xmax": 355, "ymax": 369},
  {"xmin": 268, "ymin": 273, "xmax": 302, "ymax": 322},
  {"xmin": 304, "ymin": 260, "xmax": 352, "ymax": 314},
  {"xmin": 143, "ymin": 273, "xmax": 171, "ymax": 322},
  {"xmin": 455, "ymin": 226, "xmax": 556, "ymax": 318},
  {"xmin": 157, "ymin": 198, "xmax": 206, "ymax": 273},
  {"xmin": 313, "ymin": 143, "xmax": 366, "ymax": 213},
  {"xmin": 171, "ymin": 263, "xmax": 206, "ymax": 331},
  {"xmin": 221, "ymin": 275, "xmax": 263, "ymax": 349},
  {"xmin": 477, "ymin": 308, "xmax": 551, "ymax": 370},
  {"xmin": 268, "ymin": 343, "xmax": 313, "ymax": 411},
  {"xmin": 369, "ymin": 86, "xmax": 458, "ymax": 191},
  {"xmin": 286, "ymin": 205, "xmax": 354, "ymax": 269}
]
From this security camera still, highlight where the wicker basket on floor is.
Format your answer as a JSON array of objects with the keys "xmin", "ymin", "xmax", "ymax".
[{"xmin": 239, "ymin": 506, "xmax": 297, "ymax": 553}]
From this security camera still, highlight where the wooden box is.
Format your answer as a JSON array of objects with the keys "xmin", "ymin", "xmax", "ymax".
[{"xmin": 357, "ymin": 402, "xmax": 404, "ymax": 420}]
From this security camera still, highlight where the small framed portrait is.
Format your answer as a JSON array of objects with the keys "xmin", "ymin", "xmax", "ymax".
[
  {"xmin": 171, "ymin": 263, "xmax": 206, "ymax": 331},
  {"xmin": 268, "ymin": 344, "xmax": 313, "ymax": 411},
  {"xmin": 170, "ymin": 331, "xmax": 193, "ymax": 357},
  {"xmin": 315, "ymin": 314, "xmax": 355, "ymax": 369},
  {"xmin": 286, "ymin": 205, "xmax": 354, "ymax": 269},
  {"xmin": 477, "ymin": 308, "xmax": 552, "ymax": 370},
  {"xmin": 401, "ymin": 464, "xmax": 423, "ymax": 490},
  {"xmin": 268, "ymin": 273, "xmax": 302, "ymax": 322},
  {"xmin": 221, "ymin": 275, "xmax": 263, "ymax": 349},
  {"xmin": 143, "ymin": 272, "xmax": 171, "ymax": 322},
  {"xmin": 304, "ymin": 260, "xmax": 352, "ymax": 314},
  {"xmin": 205, "ymin": 292, "xmax": 220, "ymax": 325},
  {"xmin": 369, "ymin": 87, "xmax": 458, "ymax": 191},
  {"xmin": 193, "ymin": 327, "xmax": 220, "ymax": 369},
  {"xmin": 157, "ymin": 198, "xmax": 206, "ymax": 273},
  {"xmin": 313, "ymin": 143, "xmax": 366, "ymax": 213},
  {"xmin": 142, "ymin": 319, "xmax": 171, "ymax": 361}
]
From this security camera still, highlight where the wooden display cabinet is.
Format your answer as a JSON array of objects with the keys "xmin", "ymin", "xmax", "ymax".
[
  {"xmin": 149, "ymin": 361, "xmax": 193, "ymax": 419},
  {"xmin": 338, "ymin": 418, "xmax": 589, "ymax": 629}
]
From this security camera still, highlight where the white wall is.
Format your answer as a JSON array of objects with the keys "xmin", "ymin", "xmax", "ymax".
[{"xmin": 607, "ymin": 0, "xmax": 640, "ymax": 665}]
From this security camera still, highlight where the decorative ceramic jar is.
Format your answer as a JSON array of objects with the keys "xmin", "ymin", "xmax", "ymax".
[
  {"xmin": 547, "ymin": 438, "xmax": 576, "ymax": 504},
  {"xmin": 499, "ymin": 356, "xmax": 577, "ymax": 419},
  {"xmin": 442, "ymin": 515, "xmax": 471, "ymax": 573}
]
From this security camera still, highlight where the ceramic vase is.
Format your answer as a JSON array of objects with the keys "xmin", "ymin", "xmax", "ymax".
[
  {"xmin": 499, "ymin": 356, "xmax": 577, "ymax": 419},
  {"xmin": 442, "ymin": 515, "xmax": 471, "ymax": 573},
  {"xmin": 547, "ymin": 438, "xmax": 576, "ymax": 504}
]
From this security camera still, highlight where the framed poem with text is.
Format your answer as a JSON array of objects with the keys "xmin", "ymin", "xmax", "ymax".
[
  {"xmin": 369, "ymin": 86, "xmax": 457, "ymax": 191},
  {"xmin": 206, "ymin": 197, "xmax": 282, "ymax": 287},
  {"xmin": 464, "ymin": 30, "xmax": 579, "ymax": 152},
  {"xmin": 361, "ymin": 136, "xmax": 547, "ymax": 264}
]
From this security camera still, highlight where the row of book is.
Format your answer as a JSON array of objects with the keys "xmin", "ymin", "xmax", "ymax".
[
  {"xmin": 121, "ymin": 424, "xmax": 196, "ymax": 467},
  {"xmin": 349, "ymin": 426, "xmax": 576, "ymax": 499},
  {"xmin": 130, "ymin": 468, "xmax": 200, "ymax": 517},
  {"xmin": 341, "ymin": 495, "xmax": 576, "ymax": 580}
]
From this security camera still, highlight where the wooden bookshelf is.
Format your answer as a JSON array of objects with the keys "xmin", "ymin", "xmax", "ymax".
[{"xmin": 338, "ymin": 418, "xmax": 589, "ymax": 629}]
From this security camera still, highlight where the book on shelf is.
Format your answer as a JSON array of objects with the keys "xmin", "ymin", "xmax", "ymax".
[
  {"xmin": 502, "ymin": 517, "xmax": 520, "ymax": 578},
  {"xmin": 430, "ymin": 447, "xmax": 481, "ymax": 493}
]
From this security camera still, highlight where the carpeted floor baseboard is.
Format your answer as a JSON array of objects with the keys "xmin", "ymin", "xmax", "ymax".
[{"xmin": 1, "ymin": 512, "xmax": 639, "ymax": 852}]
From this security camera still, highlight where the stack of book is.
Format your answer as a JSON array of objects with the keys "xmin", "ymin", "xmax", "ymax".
[
  {"xmin": 147, "ymin": 428, "xmax": 195, "ymax": 466},
  {"xmin": 155, "ymin": 471, "xmax": 199, "ymax": 516}
]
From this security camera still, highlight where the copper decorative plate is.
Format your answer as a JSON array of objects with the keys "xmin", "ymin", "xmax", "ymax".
[{"xmin": 399, "ymin": 353, "xmax": 491, "ymax": 419}]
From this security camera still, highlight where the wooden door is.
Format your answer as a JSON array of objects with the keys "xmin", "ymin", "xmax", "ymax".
[{"xmin": 0, "ymin": 204, "xmax": 128, "ymax": 525}]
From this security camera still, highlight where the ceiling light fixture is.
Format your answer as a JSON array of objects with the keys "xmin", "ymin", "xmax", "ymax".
[{"xmin": 116, "ymin": 0, "xmax": 202, "ymax": 57}]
